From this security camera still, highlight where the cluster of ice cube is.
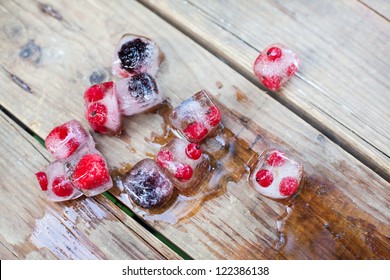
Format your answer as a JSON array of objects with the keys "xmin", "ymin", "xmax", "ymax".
[
  {"xmin": 35, "ymin": 120, "xmax": 112, "ymax": 201},
  {"xmin": 122, "ymin": 91, "xmax": 220, "ymax": 209},
  {"xmin": 84, "ymin": 35, "xmax": 165, "ymax": 135},
  {"xmin": 253, "ymin": 43, "xmax": 300, "ymax": 91}
]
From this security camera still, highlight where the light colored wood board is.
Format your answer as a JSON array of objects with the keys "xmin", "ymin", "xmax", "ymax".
[
  {"xmin": 360, "ymin": 0, "xmax": 390, "ymax": 19},
  {"xmin": 0, "ymin": 0, "xmax": 389, "ymax": 259},
  {"xmin": 0, "ymin": 112, "xmax": 179, "ymax": 260},
  {"xmin": 141, "ymin": 0, "xmax": 390, "ymax": 178}
]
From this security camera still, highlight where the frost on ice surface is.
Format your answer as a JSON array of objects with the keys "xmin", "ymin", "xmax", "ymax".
[
  {"xmin": 122, "ymin": 159, "xmax": 174, "ymax": 209},
  {"xmin": 112, "ymin": 34, "xmax": 163, "ymax": 78},
  {"xmin": 157, "ymin": 138, "xmax": 209, "ymax": 195},
  {"xmin": 253, "ymin": 43, "xmax": 300, "ymax": 91},
  {"xmin": 249, "ymin": 149, "xmax": 303, "ymax": 199},
  {"xmin": 169, "ymin": 90, "xmax": 221, "ymax": 143},
  {"xmin": 115, "ymin": 73, "xmax": 165, "ymax": 116}
]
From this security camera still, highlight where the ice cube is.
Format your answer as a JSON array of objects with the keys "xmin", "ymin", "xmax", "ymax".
[
  {"xmin": 115, "ymin": 73, "xmax": 165, "ymax": 116},
  {"xmin": 112, "ymin": 34, "xmax": 163, "ymax": 78},
  {"xmin": 122, "ymin": 159, "xmax": 174, "ymax": 209},
  {"xmin": 68, "ymin": 146, "xmax": 113, "ymax": 197},
  {"xmin": 169, "ymin": 90, "xmax": 221, "ymax": 143},
  {"xmin": 84, "ymin": 81, "xmax": 123, "ymax": 135},
  {"xmin": 156, "ymin": 139, "xmax": 209, "ymax": 195},
  {"xmin": 249, "ymin": 149, "xmax": 303, "ymax": 199},
  {"xmin": 36, "ymin": 161, "xmax": 83, "ymax": 202},
  {"xmin": 45, "ymin": 120, "xmax": 94, "ymax": 161},
  {"xmin": 253, "ymin": 44, "xmax": 300, "ymax": 91}
]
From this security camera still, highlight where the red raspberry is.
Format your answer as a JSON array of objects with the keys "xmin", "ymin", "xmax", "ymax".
[
  {"xmin": 72, "ymin": 154, "xmax": 110, "ymax": 190},
  {"xmin": 35, "ymin": 171, "xmax": 48, "ymax": 191},
  {"xmin": 279, "ymin": 176, "xmax": 299, "ymax": 196},
  {"xmin": 156, "ymin": 149, "xmax": 174, "ymax": 169},
  {"xmin": 52, "ymin": 176, "xmax": 74, "ymax": 197},
  {"xmin": 267, "ymin": 150, "xmax": 286, "ymax": 167},
  {"xmin": 255, "ymin": 169, "xmax": 273, "ymax": 187},
  {"xmin": 183, "ymin": 122, "xmax": 209, "ymax": 142},
  {"xmin": 266, "ymin": 46, "xmax": 282, "ymax": 61},
  {"xmin": 287, "ymin": 63, "xmax": 298, "ymax": 77},
  {"xmin": 45, "ymin": 125, "xmax": 81, "ymax": 159},
  {"xmin": 185, "ymin": 143, "xmax": 202, "ymax": 160},
  {"xmin": 262, "ymin": 75, "xmax": 282, "ymax": 91},
  {"xmin": 84, "ymin": 85, "xmax": 105, "ymax": 102},
  {"xmin": 175, "ymin": 164, "xmax": 193, "ymax": 181},
  {"xmin": 206, "ymin": 105, "xmax": 221, "ymax": 127},
  {"xmin": 87, "ymin": 103, "xmax": 107, "ymax": 128}
]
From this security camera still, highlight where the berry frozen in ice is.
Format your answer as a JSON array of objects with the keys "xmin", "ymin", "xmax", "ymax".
[
  {"xmin": 253, "ymin": 44, "xmax": 300, "ymax": 91},
  {"xmin": 112, "ymin": 34, "xmax": 163, "ymax": 78},
  {"xmin": 122, "ymin": 159, "xmax": 174, "ymax": 209},
  {"xmin": 249, "ymin": 149, "xmax": 303, "ymax": 199}
]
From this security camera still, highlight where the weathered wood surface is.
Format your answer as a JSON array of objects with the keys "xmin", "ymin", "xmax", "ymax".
[
  {"xmin": 0, "ymin": 111, "xmax": 181, "ymax": 260},
  {"xmin": 0, "ymin": 0, "xmax": 389, "ymax": 259},
  {"xmin": 361, "ymin": 0, "xmax": 390, "ymax": 19},
  {"xmin": 142, "ymin": 0, "xmax": 390, "ymax": 179}
]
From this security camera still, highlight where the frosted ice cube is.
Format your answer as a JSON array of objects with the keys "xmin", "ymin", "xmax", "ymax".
[
  {"xmin": 84, "ymin": 81, "xmax": 123, "ymax": 135},
  {"xmin": 115, "ymin": 73, "xmax": 165, "ymax": 116},
  {"xmin": 112, "ymin": 34, "xmax": 163, "ymax": 78},
  {"xmin": 122, "ymin": 159, "xmax": 174, "ymax": 209},
  {"xmin": 253, "ymin": 44, "xmax": 300, "ymax": 90},
  {"xmin": 156, "ymin": 138, "xmax": 209, "ymax": 195},
  {"xmin": 249, "ymin": 149, "xmax": 303, "ymax": 199},
  {"xmin": 45, "ymin": 120, "xmax": 94, "ymax": 161},
  {"xmin": 169, "ymin": 90, "xmax": 221, "ymax": 143},
  {"xmin": 37, "ymin": 161, "xmax": 83, "ymax": 202}
]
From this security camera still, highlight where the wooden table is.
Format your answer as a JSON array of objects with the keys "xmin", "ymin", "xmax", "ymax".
[{"xmin": 1, "ymin": 0, "xmax": 389, "ymax": 260}]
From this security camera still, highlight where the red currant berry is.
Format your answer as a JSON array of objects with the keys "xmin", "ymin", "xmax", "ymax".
[
  {"xmin": 206, "ymin": 105, "xmax": 221, "ymax": 127},
  {"xmin": 266, "ymin": 47, "xmax": 282, "ymax": 61},
  {"xmin": 156, "ymin": 150, "xmax": 174, "ymax": 169},
  {"xmin": 52, "ymin": 176, "xmax": 74, "ymax": 197},
  {"xmin": 267, "ymin": 150, "xmax": 286, "ymax": 167},
  {"xmin": 185, "ymin": 143, "xmax": 202, "ymax": 160},
  {"xmin": 255, "ymin": 169, "xmax": 273, "ymax": 187},
  {"xmin": 279, "ymin": 176, "xmax": 299, "ymax": 196},
  {"xmin": 262, "ymin": 75, "xmax": 282, "ymax": 91},
  {"xmin": 35, "ymin": 172, "xmax": 48, "ymax": 191},
  {"xmin": 174, "ymin": 164, "xmax": 193, "ymax": 181},
  {"xmin": 183, "ymin": 122, "xmax": 209, "ymax": 142},
  {"xmin": 287, "ymin": 63, "xmax": 298, "ymax": 77}
]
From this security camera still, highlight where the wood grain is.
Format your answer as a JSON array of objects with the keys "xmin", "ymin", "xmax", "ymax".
[
  {"xmin": 360, "ymin": 0, "xmax": 390, "ymax": 19},
  {"xmin": 0, "ymin": 111, "xmax": 180, "ymax": 260},
  {"xmin": 141, "ymin": 0, "xmax": 390, "ymax": 179},
  {"xmin": 0, "ymin": 0, "xmax": 389, "ymax": 259}
]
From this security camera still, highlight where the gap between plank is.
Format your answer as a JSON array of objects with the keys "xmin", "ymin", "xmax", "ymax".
[
  {"xmin": 0, "ymin": 106, "xmax": 192, "ymax": 260},
  {"xmin": 356, "ymin": 0, "xmax": 390, "ymax": 22},
  {"xmin": 138, "ymin": 0, "xmax": 390, "ymax": 183}
]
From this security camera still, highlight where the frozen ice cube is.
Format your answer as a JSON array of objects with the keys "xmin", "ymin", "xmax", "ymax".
[
  {"xmin": 122, "ymin": 159, "xmax": 174, "ymax": 209},
  {"xmin": 249, "ymin": 149, "xmax": 303, "ymax": 199},
  {"xmin": 115, "ymin": 73, "xmax": 165, "ymax": 116},
  {"xmin": 112, "ymin": 34, "xmax": 163, "ymax": 78},
  {"xmin": 36, "ymin": 161, "xmax": 83, "ymax": 202},
  {"xmin": 84, "ymin": 81, "xmax": 123, "ymax": 135},
  {"xmin": 253, "ymin": 44, "xmax": 300, "ymax": 90},
  {"xmin": 169, "ymin": 90, "xmax": 221, "ymax": 143},
  {"xmin": 45, "ymin": 120, "xmax": 94, "ymax": 161},
  {"xmin": 156, "ymin": 139, "xmax": 209, "ymax": 195}
]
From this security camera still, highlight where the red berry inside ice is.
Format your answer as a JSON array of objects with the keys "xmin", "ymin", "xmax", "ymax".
[
  {"xmin": 175, "ymin": 164, "xmax": 193, "ymax": 181},
  {"xmin": 255, "ymin": 169, "xmax": 273, "ymax": 187},
  {"xmin": 156, "ymin": 150, "xmax": 174, "ymax": 169},
  {"xmin": 183, "ymin": 122, "xmax": 209, "ymax": 142},
  {"xmin": 287, "ymin": 64, "xmax": 298, "ymax": 77},
  {"xmin": 206, "ymin": 105, "xmax": 221, "ymax": 127},
  {"xmin": 267, "ymin": 150, "xmax": 286, "ymax": 167},
  {"xmin": 266, "ymin": 47, "xmax": 282, "ymax": 61},
  {"xmin": 72, "ymin": 154, "xmax": 110, "ymax": 190},
  {"xmin": 279, "ymin": 176, "xmax": 299, "ymax": 196},
  {"xmin": 262, "ymin": 75, "xmax": 282, "ymax": 91},
  {"xmin": 185, "ymin": 143, "xmax": 202, "ymax": 160},
  {"xmin": 84, "ymin": 81, "xmax": 113, "ymax": 102},
  {"xmin": 35, "ymin": 171, "xmax": 48, "ymax": 191},
  {"xmin": 87, "ymin": 103, "xmax": 107, "ymax": 133},
  {"xmin": 52, "ymin": 176, "xmax": 74, "ymax": 197}
]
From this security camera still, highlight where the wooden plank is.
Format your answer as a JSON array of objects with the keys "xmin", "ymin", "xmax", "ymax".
[
  {"xmin": 360, "ymin": 0, "xmax": 390, "ymax": 19},
  {"xmin": 0, "ymin": 112, "xmax": 180, "ymax": 260},
  {"xmin": 141, "ymin": 0, "xmax": 390, "ymax": 179},
  {"xmin": 0, "ymin": 0, "xmax": 389, "ymax": 259}
]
